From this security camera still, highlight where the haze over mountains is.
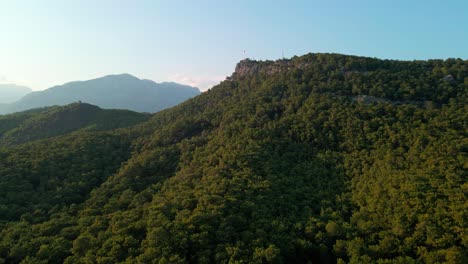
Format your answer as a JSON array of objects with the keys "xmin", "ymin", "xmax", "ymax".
[
  {"xmin": 0, "ymin": 84, "xmax": 32, "ymax": 104},
  {"xmin": 0, "ymin": 74, "xmax": 200, "ymax": 114}
]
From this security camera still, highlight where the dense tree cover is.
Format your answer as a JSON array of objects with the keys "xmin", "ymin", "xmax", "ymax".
[
  {"xmin": 0, "ymin": 53, "xmax": 466, "ymax": 263},
  {"xmin": 0, "ymin": 103, "xmax": 150, "ymax": 146},
  {"xmin": 0, "ymin": 107, "xmax": 52, "ymax": 136},
  {"xmin": 0, "ymin": 132, "xmax": 133, "ymax": 222}
]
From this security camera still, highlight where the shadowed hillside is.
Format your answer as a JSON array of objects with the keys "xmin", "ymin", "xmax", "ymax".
[{"xmin": 0, "ymin": 102, "xmax": 150, "ymax": 146}]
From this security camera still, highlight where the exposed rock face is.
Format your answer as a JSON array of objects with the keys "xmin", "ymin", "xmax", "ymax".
[
  {"xmin": 443, "ymin": 74, "xmax": 455, "ymax": 83},
  {"xmin": 340, "ymin": 67, "xmax": 369, "ymax": 77},
  {"xmin": 233, "ymin": 59, "xmax": 262, "ymax": 77},
  {"xmin": 351, "ymin": 95, "xmax": 431, "ymax": 107},
  {"xmin": 232, "ymin": 58, "xmax": 310, "ymax": 78},
  {"xmin": 352, "ymin": 95, "xmax": 387, "ymax": 104},
  {"xmin": 231, "ymin": 56, "xmax": 370, "ymax": 79}
]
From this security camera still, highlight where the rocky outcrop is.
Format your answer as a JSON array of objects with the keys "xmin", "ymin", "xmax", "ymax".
[
  {"xmin": 340, "ymin": 67, "xmax": 369, "ymax": 77},
  {"xmin": 352, "ymin": 95, "xmax": 387, "ymax": 104},
  {"xmin": 231, "ymin": 58, "xmax": 310, "ymax": 78},
  {"xmin": 230, "ymin": 57, "xmax": 372, "ymax": 79},
  {"xmin": 229, "ymin": 55, "xmax": 440, "ymax": 108},
  {"xmin": 351, "ymin": 94, "xmax": 433, "ymax": 107},
  {"xmin": 443, "ymin": 74, "xmax": 456, "ymax": 83}
]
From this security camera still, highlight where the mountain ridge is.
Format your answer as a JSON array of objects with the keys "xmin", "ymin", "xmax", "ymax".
[
  {"xmin": 0, "ymin": 84, "xmax": 32, "ymax": 103},
  {"xmin": 0, "ymin": 74, "xmax": 200, "ymax": 114}
]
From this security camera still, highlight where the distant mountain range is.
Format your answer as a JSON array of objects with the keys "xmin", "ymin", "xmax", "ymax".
[
  {"xmin": 0, "ymin": 84, "xmax": 32, "ymax": 104},
  {"xmin": 0, "ymin": 74, "xmax": 200, "ymax": 114}
]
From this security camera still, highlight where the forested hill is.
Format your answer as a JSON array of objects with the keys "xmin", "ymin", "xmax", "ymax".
[
  {"xmin": 0, "ymin": 102, "xmax": 150, "ymax": 146},
  {"xmin": 0, "ymin": 53, "xmax": 466, "ymax": 263}
]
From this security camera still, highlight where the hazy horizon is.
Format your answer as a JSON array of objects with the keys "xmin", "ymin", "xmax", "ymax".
[{"xmin": 1, "ymin": 0, "xmax": 467, "ymax": 92}]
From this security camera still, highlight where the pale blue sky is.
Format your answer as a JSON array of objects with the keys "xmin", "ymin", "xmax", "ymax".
[{"xmin": 0, "ymin": 0, "xmax": 467, "ymax": 91}]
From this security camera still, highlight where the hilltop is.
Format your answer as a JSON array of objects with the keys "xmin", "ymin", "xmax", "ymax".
[{"xmin": 0, "ymin": 102, "xmax": 150, "ymax": 146}]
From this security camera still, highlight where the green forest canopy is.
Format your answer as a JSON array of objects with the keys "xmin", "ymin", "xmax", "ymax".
[{"xmin": 0, "ymin": 53, "xmax": 466, "ymax": 263}]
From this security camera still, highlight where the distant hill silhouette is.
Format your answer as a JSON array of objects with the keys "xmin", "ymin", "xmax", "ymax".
[
  {"xmin": 0, "ymin": 84, "xmax": 32, "ymax": 103},
  {"xmin": 0, "ymin": 74, "xmax": 200, "ymax": 114},
  {"xmin": 0, "ymin": 102, "xmax": 150, "ymax": 146}
]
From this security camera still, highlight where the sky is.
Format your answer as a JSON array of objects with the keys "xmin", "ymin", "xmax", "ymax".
[{"xmin": 0, "ymin": 0, "xmax": 467, "ymax": 91}]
